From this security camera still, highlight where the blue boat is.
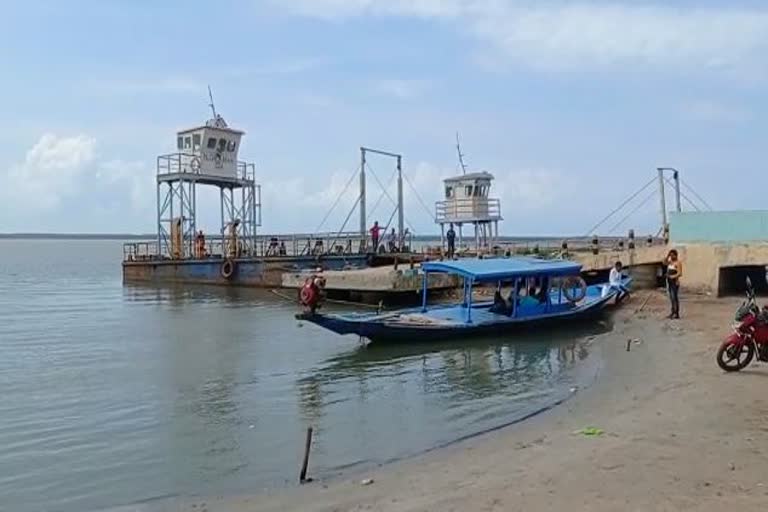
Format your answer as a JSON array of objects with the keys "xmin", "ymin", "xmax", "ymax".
[{"xmin": 298, "ymin": 257, "xmax": 631, "ymax": 343}]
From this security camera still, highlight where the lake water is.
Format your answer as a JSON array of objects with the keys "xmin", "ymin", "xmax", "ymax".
[{"xmin": 0, "ymin": 240, "xmax": 607, "ymax": 512}]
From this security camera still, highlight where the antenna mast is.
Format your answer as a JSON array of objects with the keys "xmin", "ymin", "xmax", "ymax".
[
  {"xmin": 456, "ymin": 132, "xmax": 468, "ymax": 175},
  {"xmin": 208, "ymin": 85, "xmax": 217, "ymax": 119}
]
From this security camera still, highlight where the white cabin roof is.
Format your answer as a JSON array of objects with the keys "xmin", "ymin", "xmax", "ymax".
[
  {"xmin": 444, "ymin": 171, "xmax": 494, "ymax": 183},
  {"xmin": 178, "ymin": 116, "xmax": 244, "ymax": 136}
]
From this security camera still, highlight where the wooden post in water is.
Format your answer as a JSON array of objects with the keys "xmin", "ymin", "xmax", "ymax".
[{"xmin": 299, "ymin": 427, "xmax": 313, "ymax": 484}]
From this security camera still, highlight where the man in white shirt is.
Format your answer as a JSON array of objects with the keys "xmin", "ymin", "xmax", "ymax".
[{"xmin": 609, "ymin": 261, "xmax": 630, "ymax": 303}]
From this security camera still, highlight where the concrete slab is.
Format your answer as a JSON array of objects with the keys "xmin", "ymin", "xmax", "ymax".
[{"xmin": 281, "ymin": 265, "xmax": 458, "ymax": 292}]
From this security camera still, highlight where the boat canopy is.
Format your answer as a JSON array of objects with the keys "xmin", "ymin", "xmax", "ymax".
[{"xmin": 421, "ymin": 257, "xmax": 581, "ymax": 282}]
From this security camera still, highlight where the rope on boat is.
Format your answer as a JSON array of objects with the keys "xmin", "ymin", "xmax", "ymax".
[{"xmin": 269, "ymin": 289, "xmax": 382, "ymax": 309}]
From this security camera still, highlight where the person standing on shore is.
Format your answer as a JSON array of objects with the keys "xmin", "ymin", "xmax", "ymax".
[
  {"xmin": 666, "ymin": 249, "xmax": 683, "ymax": 319},
  {"xmin": 609, "ymin": 261, "xmax": 630, "ymax": 304},
  {"xmin": 446, "ymin": 224, "xmax": 456, "ymax": 259}
]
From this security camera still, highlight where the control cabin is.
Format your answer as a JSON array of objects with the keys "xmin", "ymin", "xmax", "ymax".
[
  {"xmin": 175, "ymin": 115, "xmax": 244, "ymax": 179},
  {"xmin": 436, "ymin": 171, "xmax": 502, "ymax": 252}
]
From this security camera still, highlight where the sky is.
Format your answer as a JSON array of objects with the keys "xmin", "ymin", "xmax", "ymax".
[{"xmin": 1, "ymin": 0, "xmax": 767, "ymax": 236}]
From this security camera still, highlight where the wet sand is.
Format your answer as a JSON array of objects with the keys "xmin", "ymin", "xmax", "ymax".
[{"xmin": 186, "ymin": 292, "xmax": 768, "ymax": 511}]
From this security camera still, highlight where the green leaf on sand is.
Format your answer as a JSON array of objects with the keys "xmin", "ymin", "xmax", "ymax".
[{"xmin": 574, "ymin": 427, "xmax": 604, "ymax": 437}]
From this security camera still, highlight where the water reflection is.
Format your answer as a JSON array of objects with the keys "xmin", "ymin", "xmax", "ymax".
[
  {"xmin": 122, "ymin": 283, "xmax": 276, "ymax": 308},
  {"xmin": 297, "ymin": 319, "xmax": 611, "ymax": 432}
]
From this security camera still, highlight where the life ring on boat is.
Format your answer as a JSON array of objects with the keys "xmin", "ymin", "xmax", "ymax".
[
  {"xmin": 190, "ymin": 157, "xmax": 201, "ymax": 172},
  {"xmin": 562, "ymin": 276, "xmax": 587, "ymax": 303},
  {"xmin": 221, "ymin": 258, "xmax": 236, "ymax": 279}
]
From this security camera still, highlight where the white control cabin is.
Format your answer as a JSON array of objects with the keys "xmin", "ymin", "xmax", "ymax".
[
  {"xmin": 175, "ymin": 115, "xmax": 244, "ymax": 179},
  {"xmin": 435, "ymin": 171, "xmax": 502, "ymax": 252},
  {"xmin": 437, "ymin": 172, "xmax": 500, "ymax": 223}
]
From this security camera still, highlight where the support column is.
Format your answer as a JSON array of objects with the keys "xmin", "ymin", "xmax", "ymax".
[
  {"xmin": 156, "ymin": 179, "xmax": 162, "ymax": 256},
  {"xmin": 440, "ymin": 223, "xmax": 445, "ymax": 251},
  {"xmin": 220, "ymin": 187, "xmax": 225, "ymax": 238},
  {"xmin": 673, "ymin": 169, "xmax": 682, "ymax": 212},
  {"xmin": 360, "ymin": 147, "xmax": 367, "ymax": 238},
  {"xmin": 657, "ymin": 167, "xmax": 668, "ymax": 232},
  {"xmin": 397, "ymin": 155, "xmax": 404, "ymax": 247}
]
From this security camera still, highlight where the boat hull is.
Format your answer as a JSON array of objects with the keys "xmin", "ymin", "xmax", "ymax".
[
  {"xmin": 123, "ymin": 254, "xmax": 369, "ymax": 288},
  {"xmin": 297, "ymin": 282, "xmax": 625, "ymax": 343}
]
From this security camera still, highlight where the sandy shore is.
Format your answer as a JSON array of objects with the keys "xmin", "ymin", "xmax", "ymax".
[{"xmin": 185, "ymin": 291, "xmax": 768, "ymax": 511}]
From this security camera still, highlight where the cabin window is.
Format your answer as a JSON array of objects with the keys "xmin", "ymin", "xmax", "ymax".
[
  {"xmin": 445, "ymin": 186, "xmax": 453, "ymax": 199},
  {"xmin": 177, "ymin": 137, "xmax": 183, "ymax": 150},
  {"xmin": 227, "ymin": 140, "xmax": 237, "ymax": 152},
  {"xmin": 465, "ymin": 185, "xmax": 473, "ymax": 197},
  {"xmin": 184, "ymin": 136, "xmax": 191, "ymax": 149},
  {"xmin": 192, "ymin": 134, "xmax": 201, "ymax": 150},
  {"xmin": 207, "ymin": 137, "xmax": 217, "ymax": 149},
  {"xmin": 218, "ymin": 138, "xmax": 227, "ymax": 151}
]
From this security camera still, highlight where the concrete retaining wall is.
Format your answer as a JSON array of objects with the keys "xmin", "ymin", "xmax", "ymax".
[{"xmin": 674, "ymin": 243, "xmax": 768, "ymax": 294}]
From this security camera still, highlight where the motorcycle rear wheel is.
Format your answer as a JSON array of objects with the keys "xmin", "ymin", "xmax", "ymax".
[{"xmin": 717, "ymin": 340, "xmax": 755, "ymax": 372}]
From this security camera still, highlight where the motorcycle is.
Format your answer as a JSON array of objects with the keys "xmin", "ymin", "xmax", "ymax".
[{"xmin": 716, "ymin": 277, "xmax": 768, "ymax": 371}]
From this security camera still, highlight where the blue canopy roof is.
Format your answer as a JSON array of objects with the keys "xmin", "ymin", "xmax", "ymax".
[{"xmin": 421, "ymin": 257, "xmax": 582, "ymax": 281}]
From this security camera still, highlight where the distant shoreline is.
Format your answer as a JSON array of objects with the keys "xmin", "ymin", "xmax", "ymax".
[{"xmin": 0, "ymin": 233, "xmax": 156, "ymax": 240}]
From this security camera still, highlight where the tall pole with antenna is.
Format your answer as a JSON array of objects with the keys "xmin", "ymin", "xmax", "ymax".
[
  {"xmin": 208, "ymin": 85, "xmax": 217, "ymax": 119},
  {"xmin": 456, "ymin": 132, "xmax": 468, "ymax": 175}
]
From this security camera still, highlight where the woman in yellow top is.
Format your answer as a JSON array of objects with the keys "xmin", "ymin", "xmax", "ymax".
[{"xmin": 666, "ymin": 249, "xmax": 683, "ymax": 319}]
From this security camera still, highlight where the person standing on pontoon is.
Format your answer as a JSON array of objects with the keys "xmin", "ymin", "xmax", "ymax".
[
  {"xmin": 369, "ymin": 221, "xmax": 382, "ymax": 253},
  {"xmin": 387, "ymin": 228, "xmax": 397, "ymax": 253},
  {"xmin": 446, "ymin": 224, "xmax": 456, "ymax": 259}
]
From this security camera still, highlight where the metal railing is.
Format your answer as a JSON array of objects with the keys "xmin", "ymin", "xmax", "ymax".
[
  {"xmin": 157, "ymin": 153, "xmax": 256, "ymax": 182},
  {"xmin": 123, "ymin": 230, "xmax": 418, "ymax": 262},
  {"xmin": 435, "ymin": 198, "xmax": 502, "ymax": 223}
]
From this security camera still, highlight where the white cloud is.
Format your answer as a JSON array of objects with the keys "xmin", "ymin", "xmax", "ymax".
[
  {"xmin": 86, "ymin": 77, "xmax": 204, "ymax": 95},
  {"xmin": 373, "ymin": 79, "xmax": 430, "ymax": 99},
  {"xmin": 1, "ymin": 135, "xmax": 153, "ymax": 229},
  {"xmin": 227, "ymin": 57, "xmax": 328, "ymax": 77},
  {"xmin": 6, "ymin": 134, "xmax": 96, "ymax": 210},
  {"xmin": 679, "ymin": 100, "xmax": 750, "ymax": 122},
  {"xmin": 275, "ymin": 1, "xmax": 768, "ymax": 75},
  {"xmin": 95, "ymin": 159, "xmax": 155, "ymax": 212},
  {"xmin": 272, "ymin": 0, "xmax": 462, "ymax": 20}
]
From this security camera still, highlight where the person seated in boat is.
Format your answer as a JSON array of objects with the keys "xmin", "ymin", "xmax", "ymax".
[
  {"xmin": 609, "ymin": 261, "xmax": 630, "ymax": 304},
  {"xmin": 536, "ymin": 277, "xmax": 550, "ymax": 304},
  {"xmin": 519, "ymin": 286, "xmax": 541, "ymax": 307},
  {"xmin": 507, "ymin": 280, "xmax": 526, "ymax": 306},
  {"xmin": 489, "ymin": 290, "xmax": 508, "ymax": 315}
]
